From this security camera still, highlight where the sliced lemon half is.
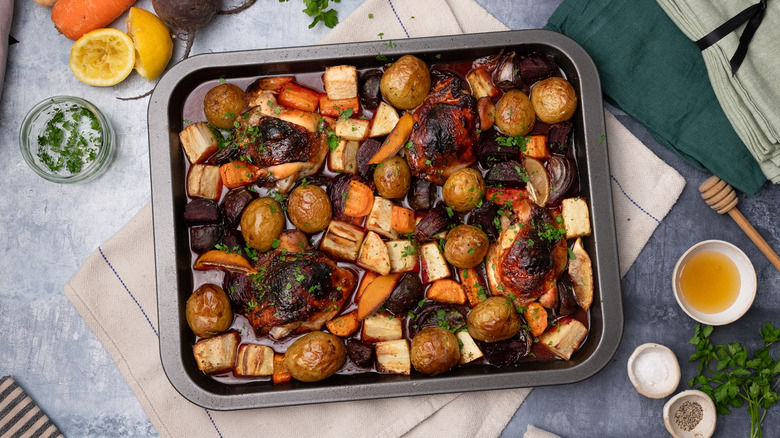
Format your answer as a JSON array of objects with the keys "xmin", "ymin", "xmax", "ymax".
[
  {"xmin": 69, "ymin": 28, "xmax": 136, "ymax": 87},
  {"xmin": 126, "ymin": 7, "xmax": 173, "ymax": 81}
]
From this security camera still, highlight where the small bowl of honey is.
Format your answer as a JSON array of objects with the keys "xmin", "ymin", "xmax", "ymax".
[{"xmin": 672, "ymin": 240, "xmax": 756, "ymax": 325}]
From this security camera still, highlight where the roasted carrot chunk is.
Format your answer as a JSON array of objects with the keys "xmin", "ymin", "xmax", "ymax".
[
  {"xmin": 278, "ymin": 83, "xmax": 320, "ymax": 112},
  {"xmin": 252, "ymin": 76, "xmax": 293, "ymax": 92},
  {"xmin": 426, "ymin": 279, "xmax": 467, "ymax": 305},
  {"xmin": 319, "ymin": 95, "xmax": 360, "ymax": 118},
  {"xmin": 484, "ymin": 187, "xmax": 527, "ymax": 206},
  {"xmin": 524, "ymin": 302, "xmax": 548, "ymax": 337},
  {"xmin": 369, "ymin": 113, "xmax": 414, "ymax": 165},
  {"xmin": 391, "ymin": 206, "xmax": 416, "ymax": 234},
  {"xmin": 344, "ymin": 180, "xmax": 375, "ymax": 217},
  {"xmin": 356, "ymin": 271, "xmax": 379, "ymax": 303},
  {"xmin": 272, "ymin": 353, "xmax": 292, "ymax": 385},
  {"xmin": 525, "ymin": 135, "xmax": 549, "ymax": 159},
  {"xmin": 459, "ymin": 268, "xmax": 487, "ymax": 307},
  {"xmin": 219, "ymin": 160, "xmax": 259, "ymax": 189},
  {"xmin": 325, "ymin": 310, "xmax": 361, "ymax": 337},
  {"xmin": 194, "ymin": 250, "xmax": 257, "ymax": 275}
]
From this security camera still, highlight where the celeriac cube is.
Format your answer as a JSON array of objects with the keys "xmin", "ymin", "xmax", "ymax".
[
  {"xmin": 419, "ymin": 241, "xmax": 451, "ymax": 284},
  {"xmin": 187, "ymin": 164, "xmax": 222, "ymax": 200},
  {"xmin": 323, "ymin": 65, "xmax": 358, "ymax": 100},
  {"xmin": 180, "ymin": 122, "xmax": 218, "ymax": 164},
  {"xmin": 320, "ymin": 220, "xmax": 366, "ymax": 262},
  {"xmin": 366, "ymin": 196, "xmax": 398, "ymax": 239},
  {"xmin": 369, "ymin": 102, "xmax": 400, "ymax": 137},
  {"xmin": 362, "ymin": 313, "xmax": 403, "ymax": 342},
  {"xmin": 386, "ymin": 239, "xmax": 418, "ymax": 273},
  {"xmin": 335, "ymin": 118, "xmax": 370, "ymax": 141},
  {"xmin": 235, "ymin": 344, "xmax": 275, "ymax": 376},
  {"xmin": 357, "ymin": 231, "xmax": 391, "ymax": 275},
  {"xmin": 562, "ymin": 197, "xmax": 591, "ymax": 239},
  {"xmin": 456, "ymin": 331, "xmax": 484, "ymax": 364},
  {"xmin": 328, "ymin": 139, "xmax": 359, "ymax": 174},
  {"xmin": 538, "ymin": 317, "xmax": 588, "ymax": 360},
  {"xmin": 375, "ymin": 339, "xmax": 411, "ymax": 375},
  {"xmin": 192, "ymin": 331, "xmax": 240, "ymax": 374}
]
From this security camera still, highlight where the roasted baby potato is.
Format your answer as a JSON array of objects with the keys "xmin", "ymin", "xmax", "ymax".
[
  {"xmin": 204, "ymin": 83, "xmax": 245, "ymax": 129},
  {"xmin": 186, "ymin": 284, "xmax": 233, "ymax": 338},
  {"xmin": 240, "ymin": 197, "xmax": 285, "ymax": 251},
  {"xmin": 410, "ymin": 327, "xmax": 460, "ymax": 376},
  {"xmin": 442, "ymin": 168, "xmax": 485, "ymax": 212},
  {"xmin": 443, "ymin": 225, "xmax": 489, "ymax": 269},
  {"xmin": 380, "ymin": 55, "xmax": 431, "ymax": 110},
  {"xmin": 494, "ymin": 89, "xmax": 535, "ymax": 136},
  {"xmin": 287, "ymin": 185, "xmax": 332, "ymax": 233},
  {"xmin": 467, "ymin": 297, "xmax": 521, "ymax": 342},
  {"xmin": 531, "ymin": 77, "xmax": 577, "ymax": 124},
  {"xmin": 373, "ymin": 156, "xmax": 412, "ymax": 199},
  {"xmin": 284, "ymin": 331, "xmax": 347, "ymax": 382}
]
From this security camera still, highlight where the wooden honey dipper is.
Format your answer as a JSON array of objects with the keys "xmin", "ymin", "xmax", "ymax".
[{"xmin": 699, "ymin": 176, "xmax": 780, "ymax": 272}]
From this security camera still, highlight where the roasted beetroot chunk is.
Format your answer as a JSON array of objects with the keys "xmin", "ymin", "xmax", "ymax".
[
  {"xmin": 184, "ymin": 198, "xmax": 221, "ymax": 226},
  {"xmin": 546, "ymin": 121, "xmax": 573, "ymax": 154},
  {"xmin": 478, "ymin": 328, "xmax": 533, "ymax": 366}
]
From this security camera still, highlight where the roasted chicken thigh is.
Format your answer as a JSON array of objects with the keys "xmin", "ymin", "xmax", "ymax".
[
  {"xmin": 238, "ymin": 114, "xmax": 328, "ymax": 193},
  {"xmin": 226, "ymin": 250, "xmax": 356, "ymax": 338},
  {"xmin": 486, "ymin": 198, "xmax": 568, "ymax": 307},
  {"xmin": 406, "ymin": 71, "xmax": 478, "ymax": 185}
]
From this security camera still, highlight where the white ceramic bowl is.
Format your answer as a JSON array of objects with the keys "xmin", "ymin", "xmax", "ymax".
[
  {"xmin": 663, "ymin": 390, "xmax": 716, "ymax": 438},
  {"xmin": 627, "ymin": 343, "xmax": 680, "ymax": 398},
  {"xmin": 672, "ymin": 240, "xmax": 756, "ymax": 325}
]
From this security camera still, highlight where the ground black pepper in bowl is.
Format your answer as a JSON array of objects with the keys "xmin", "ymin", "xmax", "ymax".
[{"xmin": 674, "ymin": 400, "xmax": 703, "ymax": 432}]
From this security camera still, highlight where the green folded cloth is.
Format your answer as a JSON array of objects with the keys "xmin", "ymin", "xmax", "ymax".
[
  {"xmin": 656, "ymin": 0, "xmax": 780, "ymax": 183},
  {"xmin": 545, "ymin": 0, "xmax": 766, "ymax": 195}
]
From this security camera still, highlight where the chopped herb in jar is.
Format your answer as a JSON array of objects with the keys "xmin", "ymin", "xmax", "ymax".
[{"xmin": 36, "ymin": 103, "xmax": 102, "ymax": 175}]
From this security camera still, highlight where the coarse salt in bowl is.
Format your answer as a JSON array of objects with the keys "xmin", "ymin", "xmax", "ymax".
[{"xmin": 627, "ymin": 343, "xmax": 681, "ymax": 398}]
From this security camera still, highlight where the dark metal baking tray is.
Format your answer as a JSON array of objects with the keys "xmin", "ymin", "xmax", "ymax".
[{"xmin": 148, "ymin": 29, "xmax": 623, "ymax": 410}]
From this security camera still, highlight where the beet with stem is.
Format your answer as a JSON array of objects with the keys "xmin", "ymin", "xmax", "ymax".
[{"xmin": 152, "ymin": 0, "xmax": 258, "ymax": 60}]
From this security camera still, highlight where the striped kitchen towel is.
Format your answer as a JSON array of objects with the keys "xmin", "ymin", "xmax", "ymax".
[{"xmin": 0, "ymin": 377, "xmax": 62, "ymax": 438}]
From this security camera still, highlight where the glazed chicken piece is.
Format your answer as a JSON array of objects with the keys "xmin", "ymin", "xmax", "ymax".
[
  {"xmin": 237, "ymin": 114, "xmax": 328, "ymax": 193},
  {"xmin": 486, "ymin": 198, "xmax": 568, "ymax": 307},
  {"xmin": 227, "ymin": 250, "xmax": 356, "ymax": 338},
  {"xmin": 406, "ymin": 71, "xmax": 479, "ymax": 185}
]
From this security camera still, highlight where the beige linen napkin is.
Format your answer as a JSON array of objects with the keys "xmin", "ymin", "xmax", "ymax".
[
  {"xmin": 64, "ymin": 1, "xmax": 685, "ymax": 437},
  {"xmin": 656, "ymin": 0, "xmax": 780, "ymax": 183}
]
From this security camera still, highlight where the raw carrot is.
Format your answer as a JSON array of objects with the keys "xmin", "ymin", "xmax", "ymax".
[{"xmin": 52, "ymin": 0, "xmax": 136, "ymax": 40}]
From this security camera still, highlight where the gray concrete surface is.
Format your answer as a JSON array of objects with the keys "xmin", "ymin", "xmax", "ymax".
[{"xmin": 0, "ymin": 0, "xmax": 778, "ymax": 437}]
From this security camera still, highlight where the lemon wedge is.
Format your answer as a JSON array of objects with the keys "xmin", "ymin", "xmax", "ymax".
[
  {"xmin": 69, "ymin": 28, "xmax": 136, "ymax": 87},
  {"xmin": 126, "ymin": 7, "xmax": 173, "ymax": 81}
]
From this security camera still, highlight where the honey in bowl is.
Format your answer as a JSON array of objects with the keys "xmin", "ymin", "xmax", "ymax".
[{"xmin": 678, "ymin": 251, "xmax": 741, "ymax": 314}]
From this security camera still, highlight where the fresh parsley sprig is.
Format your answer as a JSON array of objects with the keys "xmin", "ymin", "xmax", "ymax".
[
  {"xmin": 688, "ymin": 323, "xmax": 780, "ymax": 438},
  {"xmin": 280, "ymin": 0, "xmax": 341, "ymax": 29}
]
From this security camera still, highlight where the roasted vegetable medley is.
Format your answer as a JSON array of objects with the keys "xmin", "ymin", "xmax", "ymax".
[{"xmin": 180, "ymin": 50, "xmax": 595, "ymax": 383}]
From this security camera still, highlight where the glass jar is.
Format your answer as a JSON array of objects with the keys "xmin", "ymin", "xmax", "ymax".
[{"xmin": 19, "ymin": 96, "xmax": 116, "ymax": 184}]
